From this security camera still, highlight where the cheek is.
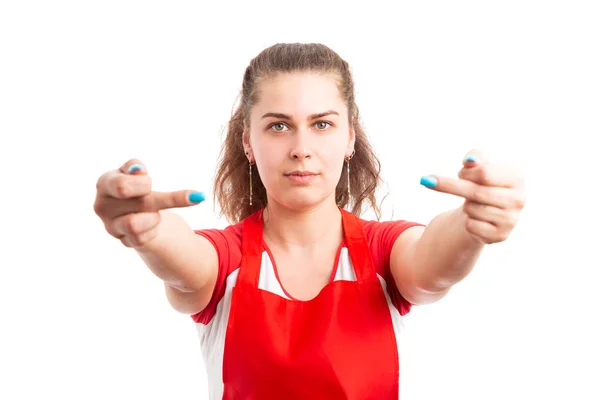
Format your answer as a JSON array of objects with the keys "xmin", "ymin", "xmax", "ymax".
[
  {"xmin": 326, "ymin": 157, "xmax": 345, "ymax": 185},
  {"xmin": 321, "ymin": 140, "xmax": 347, "ymax": 173},
  {"xmin": 253, "ymin": 138, "xmax": 280, "ymax": 168},
  {"xmin": 255, "ymin": 151, "xmax": 283, "ymax": 185}
]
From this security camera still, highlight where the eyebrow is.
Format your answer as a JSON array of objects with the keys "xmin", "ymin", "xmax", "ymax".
[{"xmin": 261, "ymin": 110, "xmax": 339, "ymax": 120}]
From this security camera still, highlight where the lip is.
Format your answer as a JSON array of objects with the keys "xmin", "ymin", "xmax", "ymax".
[
  {"xmin": 284, "ymin": 171, "xmax": 319, "ymax": 184},
  {"xmin": 284, "ymin": 170, "xmax": 318, "ymax": 176}
]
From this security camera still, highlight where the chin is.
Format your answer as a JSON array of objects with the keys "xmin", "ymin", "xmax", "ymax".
[{"xmin": 276, "ymin": 191, "xmax": 333, "ymax": 211}]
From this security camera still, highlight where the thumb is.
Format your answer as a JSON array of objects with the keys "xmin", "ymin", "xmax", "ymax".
[
  {"xmin": 462, "ymin": 149, "xmax": 485, "ymax": 169},
  {"xmin": 151, "ymin": 190, "xmax": 205, "ymax": 210},
  {"xmin": 459, "ymin": 149, "xmax": 488, "ymax": 185}
]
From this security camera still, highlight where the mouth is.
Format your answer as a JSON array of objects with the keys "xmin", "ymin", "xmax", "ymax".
[
  {"xmin": 284, "ymin": 171, "xmax": 319, "ymax": 183},
  {"xmin": 284, "ymin": 171, "xmax": 319, "ymax": 177}
]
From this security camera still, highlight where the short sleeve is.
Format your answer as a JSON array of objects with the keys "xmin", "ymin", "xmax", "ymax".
[
  {"xmin": 190, "ymin": 224, "xmax": 243, "ymax": 324},
  {"xmin": 361, "ymin": 219, "xmax": 425, "ymax": 316}
]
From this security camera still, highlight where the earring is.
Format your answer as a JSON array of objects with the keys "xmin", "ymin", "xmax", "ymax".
[
  {"xmin": 346, "ymin": 149, "xmax": 355, "ymax": 197},
  {"xmin": 249, "ymin": 161, "xmax": 253, "ymax": 205},
  {"xmin": 246, "ymin": 153, "xmax": 255, "ymax": 206}
]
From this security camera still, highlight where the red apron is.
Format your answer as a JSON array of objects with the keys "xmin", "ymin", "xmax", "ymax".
[{"xmin": 222, "ymin": 208, "xmax": 400, "ymax": 399}]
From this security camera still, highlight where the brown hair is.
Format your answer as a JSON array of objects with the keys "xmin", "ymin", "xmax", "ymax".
[{"xmin": 213, "ymin": 43, "xmax": 385, "ymax": 224}]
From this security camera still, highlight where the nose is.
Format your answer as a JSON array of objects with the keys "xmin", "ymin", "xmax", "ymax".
[
  {"xmin": 289, "ymin": 129, "xmax": 313, "ymax": 160},
  {"xmin": 291, "ymin": 148, "xmax": 312, "ymax": 160}
]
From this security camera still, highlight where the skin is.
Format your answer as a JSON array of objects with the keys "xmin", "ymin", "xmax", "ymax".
[
  {"xmin": 243, "ymin": 72, "xmax": 354, "ymax": 250},
  {"xmin": 93, "ymin": 70, "xmax": 526, "ymax": 313},
  {"xmin": 242, "ymin": 71, "xmax": 526, "ymax": 304},
  {"xmin": 391, "ymin": 151, "xmax": 526, "ymax": 304}
]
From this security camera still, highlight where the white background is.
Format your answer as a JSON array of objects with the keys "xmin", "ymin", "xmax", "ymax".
[{"xmin": 1, "ymin": 1, "xmax": 599, "ymax": 399}]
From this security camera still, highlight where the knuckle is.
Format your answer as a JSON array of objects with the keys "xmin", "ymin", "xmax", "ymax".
[
  {"xmin": 93, "ymin": 198, "xmax": 103, "ymax": 216},
  {"xmin": 488, "ymin": 205, "xmax": 501, "ymax": 219},
  {"xmin": 472, "ymin": 187, "xmax": 487, "ymax": 203},
  {"xmin": 463, "ymin": 201, "xmax": 476, "ymax": 216},
  {"xmin": 514, "ymin": 192, "xmax": 527, "ymax": 208},
  {"xmin": 496, "ymin": 231, "xmax": 509, "ymax": 242},
  {"xmin": 104, "ymin": 221, "xmax": 119, "ymax": 238},
  {"xmin": 477, "ymin": 167, "xmax": 489, "ymax": 184},
  {"xmin": 95, "ymin": 176, "xmax": 103, "ymax": 192},
  {"xmin": 464, "ymin": 219, "xmax": 472, "ymax": 231},
  {"xmin": 150, "ymin": 211, "xmax": 161, "ymax": 227},
  {"xmin": 129, "ymin": 235, "xmax": 143, "ymax": 247},
  {"xmin": 140, "ymin": 231, "xmax": 156, "ymax": 246},
  {"xmin": 464, "ymin": 217, "xmax": 475, "ymax": 231},
  {"xmin": 125, "ymin": 215, "xmax": 142, "ymax": 235},
  {"xmin": 138, "ymin": 175, "xmax": 153, "ymax": 196},
  {"xmin": 462, "ymin": 202, "xmax": 470, "ymax": 214},
  {"xmin": 114, "ymin": 176, "xmax": 131, "ymax": 198},
  {"xmin": 129, "ymin": 229, "xmax": 156, "ymax": 248},
  {"xmin": 104, "ymin": 220, "xmax": 123, "ymax": 239},
  {"xmin": 120, "ymin": 236, "xmax": 134, "ymax": 248},
  {"xmin": 506, "ymin": 211, "xmax": 519, "ymax": 227},
  {"xmin": 503, "ymin": 213, "xmax": 514, "ymax": 227},
  {"xmin": 142, "ymin": 174, "xmax": 153, "ymax": 189},
  {"xmin": 139, "ymin": 195, "xmax": 155, "ymax": 211},
  {"xmin": 95, "ymin": 171, "xmax": 109, "ymax": 191}
]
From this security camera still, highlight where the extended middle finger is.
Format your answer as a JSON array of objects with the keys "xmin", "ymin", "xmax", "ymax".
[{"xmin": 424, "ymin": 176, "xmax": 522, "ymax": 209}]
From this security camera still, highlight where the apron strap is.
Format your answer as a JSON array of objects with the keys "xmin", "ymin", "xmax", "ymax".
[
  {"xmin": 237, "ymin": 209, "xmax": 264, "ymax": 288},
  {"xmin": 238, "ymin": 207, "xmax": 380, "ymax": 289},
  {"xmin": 340, "ymin": 208, "xmax": 379, "ymax": 283}
]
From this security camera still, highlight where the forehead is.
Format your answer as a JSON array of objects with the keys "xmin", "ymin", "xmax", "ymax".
[{"xmin": 252, "ymin": 72, "xmax": 346, "ymax": 119}]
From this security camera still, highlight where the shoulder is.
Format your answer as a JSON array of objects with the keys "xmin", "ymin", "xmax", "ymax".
[
  {"xmin": 359, "ymin": 217, "xmax": 424, "ymax": 251},
  {"xmin": 194, "ymin": 220, "xmax": 243, "ymax": 252},
  {"xmin": 190, "ymin": 212, "xmax": 258, "ymax": 324},
  {"xmin": 357, "ymin": 215, "xmax": 425, "ymax": 315},
  {"xmin": 193, "ymin": 218, "xmax": 245, "ymax": 279},
  {"xmin": 355, "ymin": 215, "xmax": 424, "ymax": 273},
  {"xmin": 190, "ymin": 224, "xmax": 242, "ymax": 324}
]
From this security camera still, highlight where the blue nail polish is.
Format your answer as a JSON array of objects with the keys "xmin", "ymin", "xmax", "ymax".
[
  {"xmin": 465, "ymin": 155, "xmax": 478, "ymax": 163},
  {"xmin": 128, "ymin": 164, "xmax": 143, "ymax": 173},
  {"xmin": 188, "ymin": 191, "xmax": 205, "ymax": 203},
  {"xmin": 420, "ymin": 176, "xmax": 438, "ymax": 188}
]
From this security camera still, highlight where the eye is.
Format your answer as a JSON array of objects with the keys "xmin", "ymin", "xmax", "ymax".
[
  {"xmin": 268, "ymin": 121, "xmax": 333, "ymax": 132},
  {"xmin": 269, "ymin": 122, "xmax": 289, "ymax": 132},
  {"xmin": 315, "ymin": 121, "xmax": 333, "ymax": 130}
]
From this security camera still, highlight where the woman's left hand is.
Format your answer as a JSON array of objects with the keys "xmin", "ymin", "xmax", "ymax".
[{"xmin": 420, "ymin": 150, "xmax": 527, "ymax": 245}]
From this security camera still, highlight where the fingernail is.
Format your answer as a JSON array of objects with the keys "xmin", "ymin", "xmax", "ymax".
[
  {"xmin": 128, "ymin": 164, "xmax": 143, "ymax": 173},
  {"xmin": 464, "ymin": 155, "xmax": 478, "ymax": 163},
  {"xmin": 188, "ymin": 191, "xmax": 205, "ymax": 203},
  {"xmin": 420, "ymin": 176, "xmax": 438, "ymax": 188}
]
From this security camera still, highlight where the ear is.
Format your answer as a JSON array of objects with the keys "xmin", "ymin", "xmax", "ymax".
[
  {"xmin": 242, "ymin": 121, "xmax": 253, "ymax": 160},
  {"xmin": 346, "ymin": 126, "xmax": 356, "ymax": 157}
]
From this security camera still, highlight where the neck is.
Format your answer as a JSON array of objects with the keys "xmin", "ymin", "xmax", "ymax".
[{"xmin": 262, "ymin": 200, "xmax": 343, "ymax": 252}]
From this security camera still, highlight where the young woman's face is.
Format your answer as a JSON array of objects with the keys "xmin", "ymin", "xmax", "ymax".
[{"xmin": 245, "ymin": 72, "xmax": 355, "ymax": 211}]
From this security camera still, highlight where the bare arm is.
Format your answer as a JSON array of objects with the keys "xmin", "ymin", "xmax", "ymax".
[
  {"xmin": 390, "ymin": 208, "xmax": 484, "ymax": 305},
  {"xmin": 93, "ymin": 159, "xmax": 218, "ymax": 316},
  {"xmin": 136, "ymin": 210, "xmax": 218, "ymax": 314},
  {"xmin": 390, "ymin": 150, "xmax": 525, "ymax": 306}
]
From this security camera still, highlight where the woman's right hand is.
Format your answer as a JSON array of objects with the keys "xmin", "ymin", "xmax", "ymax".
[{"xmin": 93, "ymin": 159, "xmax": 205, "ymax": 250}]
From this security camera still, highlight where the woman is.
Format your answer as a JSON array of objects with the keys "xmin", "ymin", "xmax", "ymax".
[{"xmin": 93, "ymin": 43, "xmax": 526, "ymax": 399}]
